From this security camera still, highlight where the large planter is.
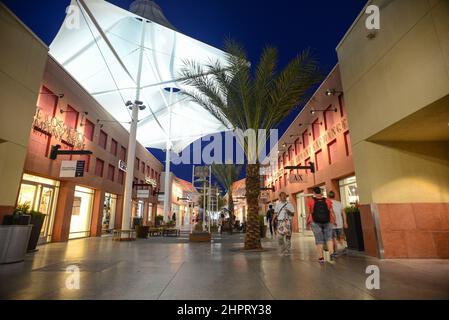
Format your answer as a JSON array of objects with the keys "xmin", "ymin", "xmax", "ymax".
[
  {"xmin": 136, "ymin": 225, "xmax": 149, "ymax": 238},
  {"xmin": 345, "ymin": 210, "xmax": 365, "ymax": 251},
  {"xmin": 3, "ymin": 214, "xmax": 31, "ymax": 226},
  {"xmin": 260, "ymin": 225, "xmax": 267, "ymax": 238},
  {"xmin": 0, "ymin": 225, "xmax": 33, "ymax": 264},
  {"xmin": 189, "ymin": 232, "xmax": 211, "ymax": 242},
  {"xmin": 27, "ymin": 215, "xmax": 46, "ymax": 252}
]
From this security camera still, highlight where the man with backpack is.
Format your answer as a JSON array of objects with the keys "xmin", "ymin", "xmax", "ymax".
[{"xmin": 307, "ymin": 187, "xmax": 337, "ymax": 263}]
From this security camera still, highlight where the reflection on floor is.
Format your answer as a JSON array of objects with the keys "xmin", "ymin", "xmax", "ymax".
[{"xmin": 1, "ymin": 233, "xmax": 448, "ymax": 300}]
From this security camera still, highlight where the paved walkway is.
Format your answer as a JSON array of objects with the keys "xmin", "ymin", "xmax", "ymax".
[{"xmin": 1, "ymin": 233, "xmax": 448, "ymax": 300}]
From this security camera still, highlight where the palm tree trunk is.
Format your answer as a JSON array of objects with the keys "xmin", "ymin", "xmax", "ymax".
[
  {"xmin": 228, "ymin": 191, "xmax": 234, "ymax": 234},
  {"xmin": 244, "ymin": 163, "xmax": 262, "ymax": 250}
]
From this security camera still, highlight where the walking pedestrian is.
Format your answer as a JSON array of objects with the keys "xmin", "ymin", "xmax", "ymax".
[
  {"xmin": 218, "ymin": 213, "xmax": 225, "ymax": 234},
  {"xmin": 273, "ymin": 192, "xmax": 295, "ymax": 256},
  {"xmin": 328, "ymin": 191, "xmax": 348, "ymax": 254},
  {"xmin": 307, "ymin": 187, "xmax": 337, "ymax": 263},
  {"xmin": 266, "ymin": 204, "xmax": 275, "ymax": 237}
]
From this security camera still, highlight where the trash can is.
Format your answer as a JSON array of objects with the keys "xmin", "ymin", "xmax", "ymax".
[{"xmin": 0, "ymin": 225, "xmax": 33, "ymax": 264}]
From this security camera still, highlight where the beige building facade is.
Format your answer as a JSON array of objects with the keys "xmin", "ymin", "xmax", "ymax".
[
  {"xmin": 336, "ymin": 0, "xmax": 449, "ymax": 258},
  {"xmin": 0, "ymin": 3, "xmax": 49, "ymax": 220}
]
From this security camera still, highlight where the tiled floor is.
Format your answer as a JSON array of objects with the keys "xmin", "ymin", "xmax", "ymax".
[{"xmin": 1, "ymin": 232, "xmax": 448, "ymax": 300}]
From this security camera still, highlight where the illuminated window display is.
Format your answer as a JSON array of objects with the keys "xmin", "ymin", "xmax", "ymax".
[
  {"xmin": 69, "ymin": 186, "xmax": 94, "ymax": 239},
  {"xmin": 102, "ymin": 193, "xmax": 117, "ymax": 233},
  {"xmin": 17, "ymin": 174, "xmax": 60, "ymax": 243},
  {"xmin": 339, "ymin": 176, "xmax": 359, "ymax": 208}
]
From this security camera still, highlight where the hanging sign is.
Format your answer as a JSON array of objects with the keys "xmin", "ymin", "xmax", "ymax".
[
  {"xmin": 289, "ymin": 174, "xmax": 308, "ymax": 184},
  {"xmin": 137, "ymin": 189, "xmax": 150, "ymax": 199},
  {"xmin": 118, "ymin": 160, "xmax": 127, "ymax": 172},
  {"xmin": 59, "ymin": 160, "xmax": 85, "ymax": 178}
]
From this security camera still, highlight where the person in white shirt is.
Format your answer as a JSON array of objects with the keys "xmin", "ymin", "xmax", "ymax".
[
  {"xmin": 273, "ymin": 192, "xmax": 295, "ymax": 255},
  {"xmin": 328, "ymin": 191, "xmax": 348, "ymax": 254}
]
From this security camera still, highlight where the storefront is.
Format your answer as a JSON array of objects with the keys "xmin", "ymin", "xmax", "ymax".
[
  {"xmin": 262, "ymin": 65, "xmax": 357, "ymax": 234},
  {"xmin": 69, "ymin": 186, "xmax": 94, "ymax": 239},
  {"xmin": 17, "ymin": 174, "xmax": 60, "ymax": 244},
  {"xmin": 8, "ymin": 57, "xmax": 163, "ymax": 244},
  {"xmin": 339, "ymin": 176, "xmax": 359, "ymax": 208},
  {"xmin": 102, "ymin": 193, "xmax": 117, "ymax": 233}
]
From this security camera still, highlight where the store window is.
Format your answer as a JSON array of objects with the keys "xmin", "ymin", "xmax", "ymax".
[
  {"xmin": 102, "ymin": 193, "xmax": 117, "ymax": 233},
  {"xmin": 99, "ymin": 130, "xmax": 107, "ymax": 149},
  {"xmin": 69, "ymin": 186, "xmax": 94, "ymax": 239},
  {"xmin": 120, "ymin": 146, "xmax": 127, "ymax": 161},
  {"xmin": 327, "ymin": 140, "xmax": 338, "ymax": 164},
  {"xmin": 344, "ymin": 131, "xmax": 352, "ymax": 156},
  {"xmin": 302, "ymin": 130, "xmax": 309, "ymax": 148},
  {"xmin": 338, "ymin": 94, "xmax": 345, "ymax": 117},
  {"xmin": 312, "ymin": 119, "xmax": 320, "ymax": 140},
  {"xmin": 37, "ymin": 87, "xmax": 58, "ymax": 116},
  {"xmin": 304, "ymin": 157, "xmax": 311, "ymax": 174},
  {"xmin": 110, "ymin": 139, "xmax": 118, "ymax": 156},
  {"xmin": 95, "ymin": 158, "xmax": 104, "ymax": 177},
  {"xmin": 339, "ymin": 176, "xmax": 359, "ymax": 208},
  {"xmin": 65, "ymin": 105, "xmax": 79, "ymax": 129},
  {"xmin": 118, "ymin": 170, "xmax": 124, "ymax": 185},
  {"xmin": 141, "ymin": 161, "xmax": 145, "ymax": 174},
  {"xmin": 107, "ymin": 164, "xmax": 115, "ymax": 181},
  {"xmin": 324, "ymin": 105, "xmax": 335, "ymax": 130},
  {"xmin": 315, "ymin": 150, "xmax": 323, "ymax": 171},
  {"xmin": 17, "ymin": 174, "xmax": 60, "ymax": 243},
  {"xmin": 84, "ymin": 119, "xmax": 94, "ymax": 141},
  {"xmin": 294, "ymin": 139, "xmax": 300, "ymax": 155}
]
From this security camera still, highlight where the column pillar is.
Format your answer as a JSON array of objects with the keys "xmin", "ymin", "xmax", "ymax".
[{"xmin": 52, "ymin": 181, "xmax": 76, "ymax": 242}]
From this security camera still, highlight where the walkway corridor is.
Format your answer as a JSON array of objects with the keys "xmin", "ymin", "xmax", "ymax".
[{"xmin": 1, "ymin": 233, "xmax": 448, "ymax": 300}]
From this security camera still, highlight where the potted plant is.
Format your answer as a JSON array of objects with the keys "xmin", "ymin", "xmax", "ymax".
[
  {"xmin": 1, "ymin": 203, "xmax": 33, "ymax": 264},
  {"xmin": 27, "ymin": 210, "xmax": 46, "ymax": 252},
  {"xmin": 155, "ymin": 215, "xmax": 164, "ymax": 227},
  {"xmin": 344, "ymin": 205, "xmax": 364, "ymax": 251},
  {"xmin": 259, "ymin": 215, "xmax": 267, "ymax": 238}
]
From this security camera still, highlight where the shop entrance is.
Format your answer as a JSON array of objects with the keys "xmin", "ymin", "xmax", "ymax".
[
  {"xmin": 17, "ymin": 174, "xmax": 60, "ymax": 244},
  {"xmin": 339, "ymin": 176, "xmax": 359, "ymax": 208},
  {"xmin": 102, "ymin": 193, "xmax": 117, "ymax": 233},
  {"xmin": 69, "ymin": 186, "xmax": 94, "ymax": 239}
]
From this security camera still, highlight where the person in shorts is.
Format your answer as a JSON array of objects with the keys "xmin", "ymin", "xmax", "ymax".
[
  {"xmin": 307, "ymin": 187, "xmax": 336, "ymax": 263},
  {"xmin": 273, "ymin": 192, "xmax": 295, "ymax": 256},
  {"xmin": 328, "ymin": 191, "xmax": 348, "ymax": 254}
]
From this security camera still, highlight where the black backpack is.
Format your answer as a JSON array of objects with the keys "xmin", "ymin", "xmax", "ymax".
[{"xmin": 312, "ymin": 197, "xmax": 330, "ymax": 223}]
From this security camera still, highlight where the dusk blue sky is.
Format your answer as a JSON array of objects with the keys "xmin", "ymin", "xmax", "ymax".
[{"xmin": 3, "ymin": 0, "xmax": 366, "ymax": 184}]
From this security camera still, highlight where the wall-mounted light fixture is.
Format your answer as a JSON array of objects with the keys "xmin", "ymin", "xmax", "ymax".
[
  {"xmin": 39, "ymin": 92, "xmax": 64, "ymax": 99},
  {"xmin": 310, "ymin": 107, "xmax": 338, "ymax": 114},
  {"xmin": 325, "ymin": 89, "xmax": 343, "ymax": 97},
  {"xmin": 299, "ymin": 122, "xmax": 322, "ymax": 127},
  {"xmin": 60, "ymin": 109, "xmax": 88, "ymax": 115}
]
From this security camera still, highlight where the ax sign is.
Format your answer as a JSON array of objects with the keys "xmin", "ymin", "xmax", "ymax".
[{"xmin": 289, "ymin": 174, "xmax": 307, "ymax": 184}]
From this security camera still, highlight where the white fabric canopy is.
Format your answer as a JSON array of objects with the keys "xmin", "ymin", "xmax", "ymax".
[{"xmin": 49, "ymin": 0, "xmax": 230, "ymax": 153}]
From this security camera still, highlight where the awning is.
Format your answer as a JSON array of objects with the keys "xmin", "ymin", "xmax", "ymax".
[{"xmin": 49, "ymin": 0, "xmax": 231, "ymax": 153}]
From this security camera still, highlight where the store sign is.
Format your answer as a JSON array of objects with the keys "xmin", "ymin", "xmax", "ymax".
[
  {"xmin": 194, "ymin": 166, "xmax": 210, "ymax": 179},
  {"xmin": 137, "ymin": 189, "xmax": 150, "ymax": 199},
  {"xmin": 118, "ymin": 160, "xmax": 127, "ymax": 172},
  {"xmin": 59, "ymin": 160, "xmax": 85, "ymax": 178},
  {"xmin": 145, "ymin": 177, "xmax": 157, "ymax": 187},
  {"xmin": 33, "ymin": 108, "xmax": 85, "ymax": 149},
  {"xmin": 157, "ymin": 195, "xmax": 165, "ymax": 203},
  {"xmin": 289, "ymin": 174, "xmax": 307, "ymax": 184},
  {"xmin": 295, "ymin": 117, "xmax": 349, "ymax": 164}
]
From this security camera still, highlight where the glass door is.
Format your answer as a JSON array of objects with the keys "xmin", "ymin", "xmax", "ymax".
[
  {"xmin": 69, "ymin": 186, "xmax": 94, "ymax": 239},
  {"xmin": 296, "ymin": 193, "xmax": 306, "ymax": 233},
  {"xmin": 17, "ymin": 175, "xmax": 59, "ymax": 244},
  {"xmin": 102, "ymin": 193, "xmax": 117, "ymax": 234}
]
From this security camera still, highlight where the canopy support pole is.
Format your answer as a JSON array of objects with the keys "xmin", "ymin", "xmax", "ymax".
[
  {"xmin": 122, "ymin": 20, "xmax": 146, "ymax": 231},
  {"xmin": 163, "ymin": 89, "xmax": 173, "ymax": 222}
]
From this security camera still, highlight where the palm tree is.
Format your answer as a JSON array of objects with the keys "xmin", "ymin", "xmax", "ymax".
[
  {"xmin": 181, "ymin": 40, "xmax": 321, "ymax": 250},
  {"xmin": 211, "ymin": 163, "xmax": 243, "ymax": 233}
]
